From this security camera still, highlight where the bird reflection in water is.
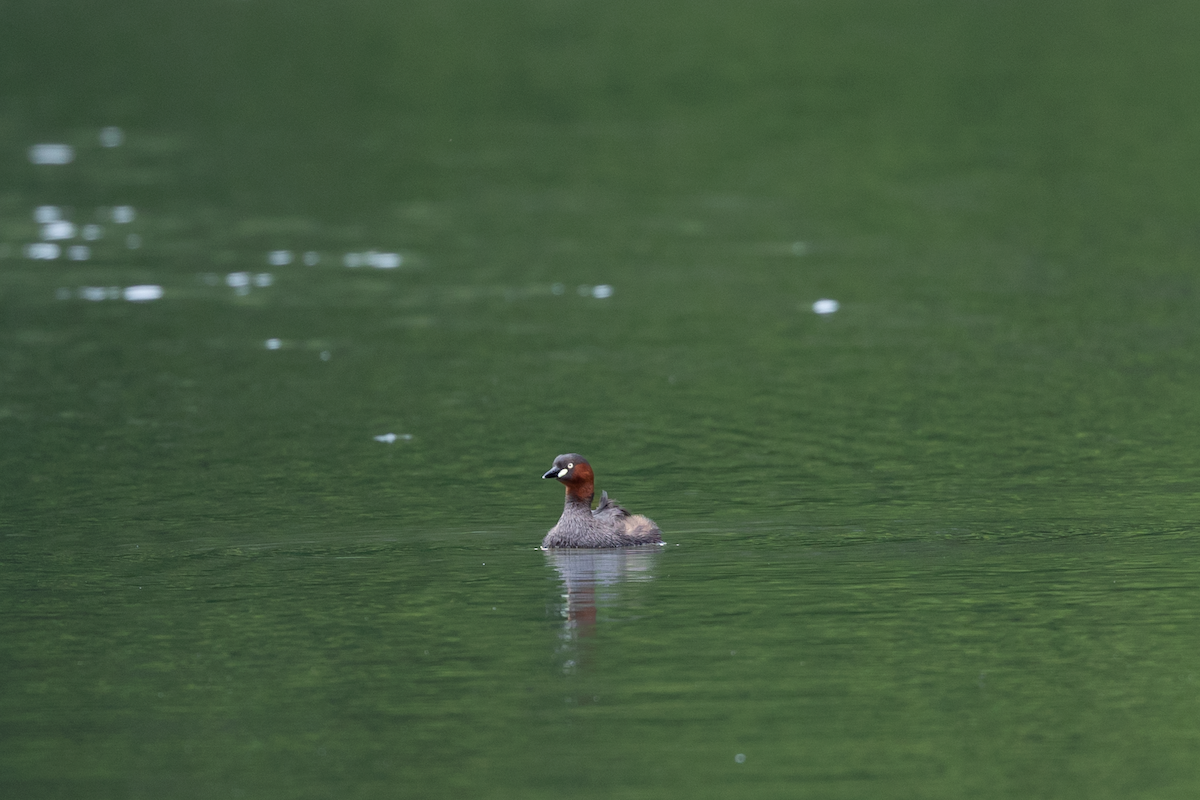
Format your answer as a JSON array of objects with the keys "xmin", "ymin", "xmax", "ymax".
[{"xmin": 545, "ymin": 546, "xmax": 661, "ymax": 675}]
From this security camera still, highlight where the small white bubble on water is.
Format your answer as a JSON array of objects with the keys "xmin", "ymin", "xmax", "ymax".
[
  {"xmin": 268, "ymin": 250, "xmax": 293, "ymax": 266},
  {"xmin": 303, "ymin": 251, "xmax": 320, "ymax": 266},
  {"xmin": 374, "ymin": 433, "xmax": 398, "ymax": 443},
  {"xmin": 125, "ymin": 233, "xmax": 142, "ymax": 249},
  {"xmin": 67, "ymin": 245, "xmax": 90, "ymax": 261},
  {"xmin": 79, "ymin": 287, "xmax": 107, "ymax": 301},
  {"xmin": 253, "ymin": 272, "xmax": 274, "ymax": 287},
  {"xmin": 265, "ymin": 338, "xmax": 282, "ymax": 350},
  {"xmin": 82, "ymin": 224, "xmax": 103, "ymax": 241},
  {"xmin": 41, "ymin": 221, "xmax": 76, "ymax": 241},
  {"xmin": 29, "ymin": 144, "xmax": 74, "ymax": 165},
  {"xmin": 25, "ymin": 243, "xmax": 60, "ymax": 260},
  {"xmin": 123, "ymin": 285, "xmax": 163, "ymax": 302},
  {"xmin": 112, "ymin": 206, "xmax": 136, "ymax": 224},
  {"xmin": 735, "ymin": 753, "xmax": 746, "ymax": 764},
  {"xmin": 34, "ymin": 206, "xmax": 63, "ymax": 224},
  {"xmin": 225, "ymin": 272, "xmax": 250, "ymax": 288},
  {"xmin": 591, "ymin": 284, "xmax": 614, "ymax": 299},
  {"xmin": 812, "ymin": 298, "xmax": 839, "ymax": 314},
  {"xmin": 99, "ymin": 127, "xmax": 125, "ymax": 147}
]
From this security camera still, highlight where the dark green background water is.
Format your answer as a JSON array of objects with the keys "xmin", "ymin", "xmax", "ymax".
[{"xmin": 3, "ymin": 1, "xmax": 1199, "ymax": 797}]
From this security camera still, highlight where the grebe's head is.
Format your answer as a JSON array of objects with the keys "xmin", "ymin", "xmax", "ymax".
[{"xmin": 542, "ymin": 454, "xmax": 594, "ymax": 487}]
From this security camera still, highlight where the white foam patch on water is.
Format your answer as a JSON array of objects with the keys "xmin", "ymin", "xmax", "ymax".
[
  {"xmin": 29, "ymin": 144, "xmax": 75, "ymax": 165},
  {"xmin": 82, "ymin": 224, "xmax": 103, "ymax": 241},
  {"xmin": 34, "ymin": 206, "xmax": 63, "ymax": 224},
  {"xmin": 591, "ymin": 284, "xmax": 614, "ymax": 299},
  {"xmin": 374, "ymin": 433, "xmax": 413, "ymax": 443},
  {"xmin": 268, "ymin": 250, "xmax": 293, "ymax": 266},
  {"xmin": 111, "ymin": 206, "xmax": 136, "ymax": 224},
  {"xmin": 225, "ymin": 272, "xmax": 251, "ymax": 288},
  {"xmin": 253, "ymin": 273, "xmax": 274, "ymax": 287},
  {"xmin": 67, "ymin": 245, "xmax": 90, "ymax": 261},
  {"xmin": 812, "ymin": 298, "xmax": 839, "ymax": 314},
  {"xmin": 265, "ymin": 338, "xmax": 283, "ymax": 350}
]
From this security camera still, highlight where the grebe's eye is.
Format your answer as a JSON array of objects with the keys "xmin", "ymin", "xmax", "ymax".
[
  {"xmin": 567, "ymin": 462, "xmax": 574, "ymax": 468},
  {"xmin": 557, "ymin": 468, "xmax": 568, "ymax": 478}
]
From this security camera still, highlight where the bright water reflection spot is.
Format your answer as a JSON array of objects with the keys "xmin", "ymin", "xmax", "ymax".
[
  {"xmin": 111, "ymin": 206, "xmax": 136, "ymax": 224},
  {"xmin": 576, "ymin": 284, "xmax": 614, "ymax": 298},
  {"xmin": 67, "ymin": 245, "xmax": 90, "ymax": 261},
  {"xmin": 98, "ymin": 126, "xmax": 125, "ymax": 147},
  {"xmin": 265, "ymin": 338, "xmax": 282, "ymax": 350},
  {"xmin": 368, "ymin": 252, "xmax": 402, "ymax": 268},
  {"xmin": 268, "ymin": 250, "xmax": 293, "ymax": 266},
  {"xmin": 28, "ymin": 144, "xmax": 74, "ymax": 165},
  {"xmin": 123, "ymin": 285, "xmax": 163, "ymax": 302},
  {"xmin": 77, "ymin": 286, "xmax": 122, "ymax": 301},
  {"xmin": 344, "ymin": 251, "xmax": 403, "ymax": 269},
  {"xmin": 41, "ymin": 221, "xmax": 76, "ymax": 241},
  {"xmin": 373, "ymin": 432, "xmax": 413, "ymax": 443},
  {"xmin": 812, "ymin": 298, "xmax": 839, "ymax": 314},
  {"xmin": 24, "ymin": 243, "xmax": 60, "ymax": 260},
  {"xmin": 81, "ymin": 224, "xmax": 103, "ymax": 241},
  {"xmin": 34, "ymin": 206, "xmax": 62, "ymax": 224}
]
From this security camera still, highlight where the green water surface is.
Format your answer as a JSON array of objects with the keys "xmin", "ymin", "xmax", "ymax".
[{"xmin": 3, "ymin": 1, "xmax": 1200, "ymax": 797}]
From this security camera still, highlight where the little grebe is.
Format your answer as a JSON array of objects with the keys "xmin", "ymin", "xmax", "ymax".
[{"xmin": 541, "ymin": 453, "xmax": 663, "ymax": 549}]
